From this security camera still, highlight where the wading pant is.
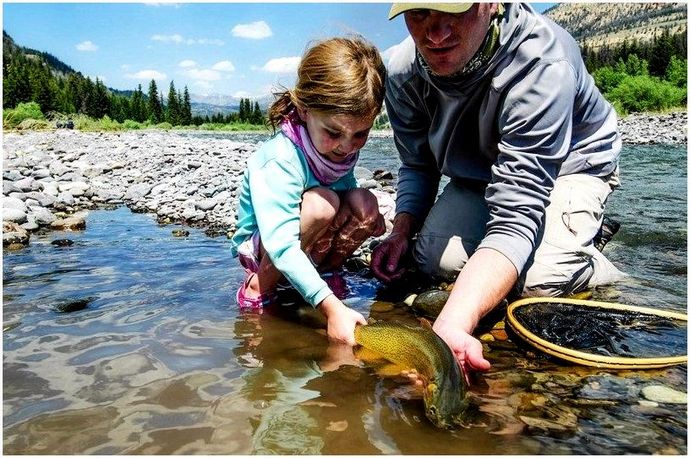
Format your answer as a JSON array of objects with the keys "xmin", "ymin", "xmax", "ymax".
[{"xmin": 412, "ymin": 172, "xmax": 626, "ymax": 297}]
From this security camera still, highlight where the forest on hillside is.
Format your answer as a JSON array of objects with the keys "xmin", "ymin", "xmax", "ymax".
[
  {"xmin": 2, "ymin": 32, "xmax": 264, "ymax": 130},
  {"xmin": 2, "ymin": 23, "xmax": 688, "ymax": 130}
]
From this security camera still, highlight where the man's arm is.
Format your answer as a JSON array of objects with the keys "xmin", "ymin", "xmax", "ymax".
[{"xmin": 432, "ymin": 247, "xmax": 518, "ymax": 372}]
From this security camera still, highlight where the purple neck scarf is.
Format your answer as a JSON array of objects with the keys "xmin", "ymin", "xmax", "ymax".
[{"xmin": 280, "ymin": 115, "xmax": 359, "ymax": 185}]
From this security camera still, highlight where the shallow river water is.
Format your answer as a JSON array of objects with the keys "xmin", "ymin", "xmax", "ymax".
[{"xmin": 2, "ymin": 137, "xmax": 687, "ymax": 454}]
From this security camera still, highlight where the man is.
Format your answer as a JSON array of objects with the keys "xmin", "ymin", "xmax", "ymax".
[{"xmin": 371, "ymin": 3, "xmax": 625, "ymax": 374}]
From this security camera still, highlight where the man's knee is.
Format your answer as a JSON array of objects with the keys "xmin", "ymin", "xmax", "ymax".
[
  {"xmin": 413, "ymin": 234, "xmax": 470, "ymax": 282},
  {"xmin": 302, "ymin": 187, "xmax": 339, "ymax": 225},
  {"xmin": 521, "ymin": 254, "xmax": 593, "ymax": 297}
]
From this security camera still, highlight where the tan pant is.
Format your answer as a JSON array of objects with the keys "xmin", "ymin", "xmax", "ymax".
[{"xmin": 412, "ymin": 172, "xmax": 626, "ymax": 297}]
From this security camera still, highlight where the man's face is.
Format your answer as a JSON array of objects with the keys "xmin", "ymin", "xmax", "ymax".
[{"xmin": 404, "ymin": 3, "xmax": 497, "ymax": 76}]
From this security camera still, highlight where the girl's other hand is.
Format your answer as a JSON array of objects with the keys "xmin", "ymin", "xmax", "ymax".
[{"xmin": 318, "ymin": 295, "xmax": 367, "ymax": 345}]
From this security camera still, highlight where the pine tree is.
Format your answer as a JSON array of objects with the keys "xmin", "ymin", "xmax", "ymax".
[
  {"xmin": 649, "ymin": 29, "xmax": 673, "ymax": 77},
  {"xmin": 182, "ymin": 86, "xmax": 192, "ymax": 125},
  {"xmin": 251, "ymin": 101, "xmax": 263, "ymax": 125},
  {"xmin": 238, "ymin": 98, "xmax": 247, "ymax": 122},
  {"xmin": 166, "ymin": 81, "xmax": 180, "ymax": 125},
  {"xmin": 130, "ymin": 84, "xmax": 146, "ymax": 122},
  {"xmin": 93, "ymin": 78, "xmax": 111, "ymax": 118},
  {"xmin": 147, "ymin": 79, "xmax": 163, "ymax": 123},
  {"xmin": 3, "ymin": 57, "xmax": 32, "ymax": 108}
]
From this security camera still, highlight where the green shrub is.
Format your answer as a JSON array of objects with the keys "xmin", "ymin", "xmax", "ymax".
[
  {"xmin": 3, "ymin": 101, "xmax": 45, "ymax": 128},
  {"xmin": 608, "ymin": 75, "xmax": 686, "ymax": 112},
  {"xmin": 592, "ymin": 66, "xmax": 626, "ymax": 95},
  {"xmin": 155, "ymin": 122, "xmax": 173, "ymax": 130},
  {"xmin": 99, "ymin": 115, "xmax": 122, "ymax": 131},
  {"xmin": 123, "ymin": 119, "xmax": 142, "ymax": 129}
]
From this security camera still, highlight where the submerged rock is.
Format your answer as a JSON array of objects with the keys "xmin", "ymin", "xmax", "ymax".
[
  {"xmin": 3, "ymin": 221, "xmax": 29, "ymax": 247},
  {"xmin": 641, "ymin": 385, "xmax": 687, "ymax": 404}
]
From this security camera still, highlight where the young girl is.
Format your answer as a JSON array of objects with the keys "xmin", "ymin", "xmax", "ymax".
[{"xmin": 230, "ymin": 36, "xmax": 387, "ymax": 346}]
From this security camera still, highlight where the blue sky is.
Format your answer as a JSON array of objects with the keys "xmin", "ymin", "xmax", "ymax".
[{"xmin": 3, "ymin": 1, "xmax": 554, "ymax": 99}]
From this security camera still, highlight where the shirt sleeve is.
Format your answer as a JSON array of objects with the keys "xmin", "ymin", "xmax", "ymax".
[
  {"xmin": 249, "ymin": 156, "xmax": 331, "ymax": 306},
  {"xmin": 479, "ymin": 60, "xmax": 576, "ymax": 273},
  {"xmin": 385, "ymin": 76, "xmax": 442, "ymax": 221}
]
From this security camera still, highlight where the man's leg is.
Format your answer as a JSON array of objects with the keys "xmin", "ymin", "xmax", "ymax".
[
  {"xmin": 413, "ymin": 180, "xmax": 489, "ymax": 281},
  {"xmin": 522, "ymin": 172, "xmax": 625, "ymax": 297}
]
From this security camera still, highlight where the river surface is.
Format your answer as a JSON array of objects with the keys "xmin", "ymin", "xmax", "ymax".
[{"xmin": 3, "ymin": 135, "xmax": 687, "ymax": 454}]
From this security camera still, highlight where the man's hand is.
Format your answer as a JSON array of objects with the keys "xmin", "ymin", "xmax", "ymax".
[
  {"xmin": 433, "ymin": 318, "xmax": 491, "ymax": 377},
  {"xmin": 370, "ymin": 232, "xmax": 410, "ymax": 282},
  {"xmin": 318, "ymin": 295, "xmax": 367, "ymax": 346}
]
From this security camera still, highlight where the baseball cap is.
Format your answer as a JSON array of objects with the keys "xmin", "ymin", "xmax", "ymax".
[{"xmin": 388, "ymin": 3, "xmax": 474, "ymax": 20}]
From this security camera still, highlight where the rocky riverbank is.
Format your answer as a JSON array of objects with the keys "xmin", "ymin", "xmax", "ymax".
[
  {"xmin": 2, "ymin": 110, "xmax": 686, "ymax": 247},
  {"xmin": 2, "ymin": 129, "xmax": 396, "ymax": 248},
  {"xmin": 617, "ymin": 111, "xmax": 687, "ymax": 145}
]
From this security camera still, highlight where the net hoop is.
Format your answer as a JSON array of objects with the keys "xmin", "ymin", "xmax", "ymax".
[{"xmin": 506, "ymin": 297, "xmax": 688, "ymax": 369}]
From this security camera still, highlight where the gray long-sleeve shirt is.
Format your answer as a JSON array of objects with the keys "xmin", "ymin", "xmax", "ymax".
[{"xmin": 385, "ymin": 2, "xmax": 621, "ymax": 274}]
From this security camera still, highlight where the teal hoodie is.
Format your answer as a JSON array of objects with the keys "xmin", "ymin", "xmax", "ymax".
[
  {"xmin": 231, "ymin": 132, "xmax": 357, "ymax": 306},
  {"xmin": 385, "ymin": 2, "xmax": 621, "ymax": 274}
]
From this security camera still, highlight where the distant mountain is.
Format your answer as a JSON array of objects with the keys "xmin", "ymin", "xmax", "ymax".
[
  {"xmin": 189, "ymin": 93, "xmax": 275, "ymax": 116},
  {"xmin": 544, "ymin": 2, "xmax": 687, "ymax": 48}
]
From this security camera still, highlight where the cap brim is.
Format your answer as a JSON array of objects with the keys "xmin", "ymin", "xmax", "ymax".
[{"xmin": 388, "ymin": 3, "xmax": 474, "ymax": 20}]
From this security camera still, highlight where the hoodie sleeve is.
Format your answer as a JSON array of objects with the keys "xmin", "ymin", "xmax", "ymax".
[
  {"xmin": 479, "ymin": 59, "xmax": 576, "ymax": 273},
  {"xmin": 385, "ymin": 70, "xmax": 442, "ymax": 223},
  {"xmin": 249, "ymin": 155, "xmax": 331, "ymax": 307}
]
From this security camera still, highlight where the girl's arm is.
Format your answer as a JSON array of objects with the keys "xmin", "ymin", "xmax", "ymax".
[{"xmin": 318, "ymin": 295, "xmax": 367, "ymax": 345}]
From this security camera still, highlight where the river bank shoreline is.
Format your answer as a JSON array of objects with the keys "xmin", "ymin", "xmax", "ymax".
[{"xmin": 2, "ymin": 110, "xmax": 687, "ymax": 247}]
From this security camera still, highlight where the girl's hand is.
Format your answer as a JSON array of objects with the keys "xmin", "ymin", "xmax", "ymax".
[{"xmin": 318, "ymin": 295, "xmax": 367, "ymax": 345}]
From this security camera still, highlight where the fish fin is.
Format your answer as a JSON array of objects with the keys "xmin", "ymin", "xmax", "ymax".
[
  {"xmin": 375, "ymin": 362, "xmax": 409, "ymax": 377},
  {"xmin": 418, "ymin": 317, "xmax": 434, "ymax": 329},
  {"xmin": 353, "ymin": 346, "xmax": 387, "ymax": 363}
]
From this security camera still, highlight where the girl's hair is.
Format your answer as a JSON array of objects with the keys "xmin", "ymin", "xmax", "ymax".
[{"xmin": 267, "ymin": 36, "xmax": 386, "ymax": 130}]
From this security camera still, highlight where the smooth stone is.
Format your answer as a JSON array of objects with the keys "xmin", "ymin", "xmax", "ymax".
[
  {"xmin": 51, "ymin": 216, "xmax": 86, "ymax": 231},
  {"xmin": 641, "ymin": 385, "xmax": 687, "ymax": 404},
  {"xmin": 3, "ymin": 196, "xmax": 27, "ymax": 211},
  {"xmin": 3, "ymin": 221, "xmax": 29, "ymax": 246},
  {"xmin": 2, "ymin": 208, "xmax": 27, "ymax": 223}
]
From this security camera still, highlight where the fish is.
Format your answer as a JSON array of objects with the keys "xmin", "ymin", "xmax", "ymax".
[
  {"xmin": 410, "ymin": 289, "xmax": 450, "ymax": 318},
  {"xmin": 354, "ymin": 320, "xmax": 468, "ymax": 429}
]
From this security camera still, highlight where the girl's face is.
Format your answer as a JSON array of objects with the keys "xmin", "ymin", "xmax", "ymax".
[{"xmin": 297, "ymin": 107, "xmax": 375, "ymax": 162}]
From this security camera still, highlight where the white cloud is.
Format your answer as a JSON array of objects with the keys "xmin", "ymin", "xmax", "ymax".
[
  {"xmin": 152, "ymin": 34, "xmax": 224, "ymax": 46},
  {"xmin": 125, "ymin": 70, "xmax": 167, "ymax": 80},
  {"xmin": 144, "ymin": 2, "xmax": 181, "ymax": 7},
  {"xmin": 186, "ymin": 68, "xmax": 221, "ymax": 81},
  {"xmin": 179, "ymin": 60, "xmax": 197, "ymax": 68},
  {"xmin": 186, "ymin": 38, "xmax": 224, "ymax": 46},
  {"xmin": 76, "ymin": 40, "xmax": 98, "ymax": 52},
  {"xmin": 261, "ymin": 56, "xmax": 300, "ymax": 74},
  {"xmin": 212, "ymin": 60, "xmax": 235, "ymax": 72},
  {"xmin": 152, "ymin": 34, "xmax": 184, "ymax": 43},
  {"xmin": 232, "ymin": 90, "xmax": 253, "ymax": 98},
  {"xmin": 232, "ymin": 21, "xmax": 272, "ymax": 40}
]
